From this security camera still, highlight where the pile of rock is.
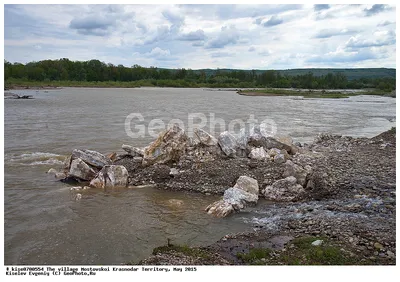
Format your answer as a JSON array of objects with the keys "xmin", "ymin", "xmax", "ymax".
[
  {"xmin": 217, "ymin": 125, "xmax": 298, "ymax": 161},
  {"xmin": 48, "ymin": 124, "xmax": 328, "ymax": 209},
  {"xmin": 48, "ymin": 149, "xmax": 129, "ymax": 190}
]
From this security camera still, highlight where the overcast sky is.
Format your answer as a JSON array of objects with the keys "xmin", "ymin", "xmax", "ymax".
[{"xmin": 4, "ymin": 4, "xmax": 397, "ymax": 69}]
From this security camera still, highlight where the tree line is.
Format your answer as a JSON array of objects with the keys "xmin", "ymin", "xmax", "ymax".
[{"xmin": 4, "ymin": 59, "xmax": 396, "ymax": 91}]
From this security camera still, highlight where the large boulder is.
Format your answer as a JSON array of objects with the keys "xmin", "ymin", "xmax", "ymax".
[
  {"xmin": 233, "ymin": 175, "xmax": 259, "ymax": 195},
  {"xmin": 205, "ymin": 200, "xmax": 235, "ymax": 218},
  {"xmin": 206, "ymin": 188, "xmax": 258, "ymax": 218},
  {"xmin": 72, "ymin": 149, "xmax": 111, "ymax": 168},
  {"xmin": 90, "ymin": 165, "xmax": 129, "ymax": 189},
  {"xmin": 223, "ymin": 188, "xmax": 258, "ymax": 209},
  {"xmin": 218, "ymin": 131, "xmax": 238, "ymax": 157},
  {"xmin": 206, "ymin": 176, "xmax": 259, "ymax": 218},
  {"xmin": 194, "ymin": 128, "xmax": 218, "ymax": 146},
  {"xmin": 263, "ymin": 176, "xmax": 305, "ymax": 202},
  {"xmin": 248, "ymin": 147, "xmax": 270, "ymax": 161},
  {"xmin": 142, "ymin": 125, "xmax": 188, "ymax": 166},
  {"xmin": 237, "ymin": 128, "xmax": 249, "ymax": 150},
  {"xmin": 122, "ymin": 144, "xmax": 144, "ymax": 157},
  {"xmin": 68, "ymin": 158, "xmax": 97, "ymax": 181}
]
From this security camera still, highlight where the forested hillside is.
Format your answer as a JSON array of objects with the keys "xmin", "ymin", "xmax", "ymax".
[{"xmin": 4, "ymin": 59, "xmax": 396, "ymax": 90}]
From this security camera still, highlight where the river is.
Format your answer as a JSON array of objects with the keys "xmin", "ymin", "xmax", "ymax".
[{"xmin": 3, "ymin": 87, "xmax": 396, "ymax": 264}]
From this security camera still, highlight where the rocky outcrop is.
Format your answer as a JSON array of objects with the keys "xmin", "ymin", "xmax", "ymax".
[
  {"xmin": 206, "ymin": 176, "xmax": 259, "ymax": 217},
  {"xmin": 142, "ymin": 125, "xmax": 188, "ymax": 166},
  {"xmin": 263, "ymin": 176, "xmax": 305, "ymax": 202},
  {"xmin": 218, "ymin": 131, "xmax": 238, "ymax": 157},
  {"xmin": 68, "ymin": 158, "xmax": 97, "ymax": 181},
  {"xmin": 72, "ymin": 149, "xmax": 111, "ymax": 168},
  {"xmin": 90, "ymin": 165, "xmax": 129, "ymax": 189}
]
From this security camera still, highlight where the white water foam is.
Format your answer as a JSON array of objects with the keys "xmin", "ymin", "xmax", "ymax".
[{"xmin": 6, "ymin": 152, "xmax": 66, "ymax": 166}]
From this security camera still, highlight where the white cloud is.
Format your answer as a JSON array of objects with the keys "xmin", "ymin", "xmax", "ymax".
[
  {"xmin": 4, "ymin": 4, "xmax": 397, "ymax": 69},
  {"xmin": 148, "ymin": 47, "xmax": 171, "ymax": 57}
]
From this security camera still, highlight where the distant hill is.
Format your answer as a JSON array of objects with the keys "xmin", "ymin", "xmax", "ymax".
[
  {"xmin": 193, "ymin": 68, "xmax": 396, "ymax": 80},
  {"xmin": 278, "ymin": 68, "xmax": 396, "ymax": 80}
]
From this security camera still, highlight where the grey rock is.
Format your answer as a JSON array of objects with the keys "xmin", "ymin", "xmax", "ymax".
[
  {"xmin": 169, "ymin": 167, "xmax": 179, "ymax": 176},
  {"xmin": 311, "ymin": 239, "xmax": 323, "ymax": 246},
  {"xmin": 283, "ymin": 160, "xmax": 310, "ymax": 186},
  {"xmin": 248, "ymin": 147, "xmax": 270, "ymax": 161},
  {"xmin": 218, "ymin": 131, "xmax": 238, "ymax": 157},
  {"xmin": 194, "ymin": 128, "xmax": 218, "ymax": 146},
  {"xmin": 264, "ymin": 176, "xmax": 305, "ymax": 201},
  {"xmin": 55, "ymin": 172, "xmax": 67, "ymax": 180},
  {"xmin": 274, "ymin": 154, "xmax": 286, "ymax": 164},
  {"xmin": 187, "ymin": 136, "xmax": 201, "ymax": 147},
  {"xmin": 268, "ymin": 148, "xmax": 281, "ymax": 157},
  {"xmin": 223, "ymin": 187, "xmax": 258, "ymax": 210},
  {"xmin": 122, "ymin": 144, "xmax": 145, "ymax": 157},
  {"xmin": 68, "ymin": 158, "xmax": 97, "ymax": 181},
  {"xmin": 205, "ymin": 200, "xmax": 235, "ymax": 218},
  {"xmin": 72, "ymin": 149, "xmax": 111, "ymax": 168},
  {"xmin": 264, "ymin": 137, "xmax": 293, "ymax": 152},
  {"xmin": 236, "ymin": 128, "xmax": 249, "ymax": 150},
  {"xmin": 276, "ymin": 136, "xmax": 293, "ymax": 146},
  {"xmin": 142, "ymin": 125, "xmax": 188, "ymax": 166},
  {"xmin": 90, "ymin": 165, "xmax": 129, "ymax": 189},
  {"xmin": 387, "ymin": 250, "xmax": 395, "ymax": 258},
  {"xmin": 206, "ymin": 187, "xmax": 258, "ymax": 218},
  {"xmin": 206, "ymin": 177, "xmax": 259, "ymax": 218},
  {"xmin": 233, "ymin": 175, "xmax": 259, "ymax": 195}
]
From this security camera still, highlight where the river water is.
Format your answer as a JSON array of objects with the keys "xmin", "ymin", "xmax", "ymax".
[{"xmin": 3, "ymin": 87, "xmax": 396, "ymax": 265}]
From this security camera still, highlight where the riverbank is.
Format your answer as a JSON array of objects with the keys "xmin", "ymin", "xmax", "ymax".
[
  {"xmin": 5, "ymin": 80, "xmax": 395, "ymax": 97},
  {"xmin": 5, "ymin": 79, "xmax": 254, "ymax": 89},
  {"xmin": 137, "ymin": 129, "xmax": 395, "ymax": 265},
  {"xmin": 238, "ymin": 88, "xmax": 394, "ymax": 99}
]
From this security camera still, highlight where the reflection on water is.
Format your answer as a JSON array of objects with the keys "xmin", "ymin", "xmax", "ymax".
[{"xmin": 4, "ymin": 88, "xmax": 395, "ymax": 264}]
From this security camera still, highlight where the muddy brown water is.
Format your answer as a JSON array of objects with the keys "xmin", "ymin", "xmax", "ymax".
[{"xmin": 4, "ymin": 87, "xmax": 395, "ymax": 264}]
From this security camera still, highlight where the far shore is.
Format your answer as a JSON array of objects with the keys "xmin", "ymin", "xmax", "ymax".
[
  {"xmin": 238, "ymin": 89, "xmax": 395, "ymax": 99},
  {"xmin": 4, "ymin": 83, "xmax": 396, "ymax": 99}
]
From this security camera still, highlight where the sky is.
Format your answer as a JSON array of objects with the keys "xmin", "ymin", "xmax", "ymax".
[{"xmin": 3, "ymin": 3, "xmax": 397, "ymax": 70}]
